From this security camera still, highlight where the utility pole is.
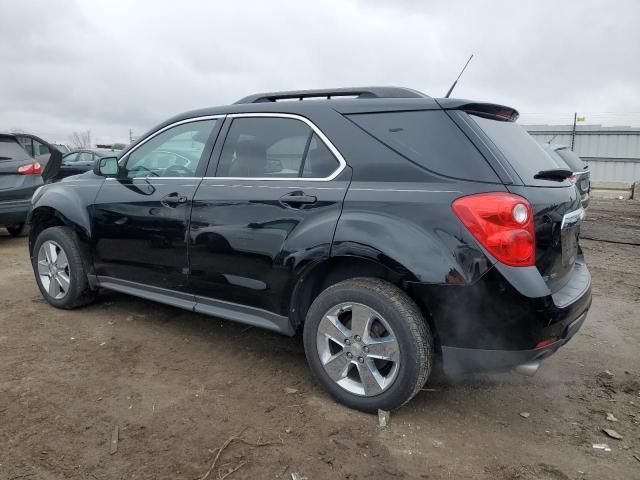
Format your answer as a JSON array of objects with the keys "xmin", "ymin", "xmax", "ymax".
[
  {"xmin": 129, "ymin": 128, "xmax": 133, "ymax": 144},
  {"xmin": 570, "ymin": 112, "xmax": 577, "ymax": 151}
]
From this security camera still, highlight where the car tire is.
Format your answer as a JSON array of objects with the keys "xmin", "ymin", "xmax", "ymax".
[
  {"xmin": 32, "ymin": 226, "xmax": 96, "ymax": 309},
  {"xmin": 6, "ymin": 223, "xmax": 26, "ymax": 237},
  {"xmin": 303, "ymin": 277, "xmax": 433, "ymax": 412}
]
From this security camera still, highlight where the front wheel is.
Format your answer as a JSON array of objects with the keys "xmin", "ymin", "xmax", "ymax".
[
  {"xmin": 32, "ymin": 226, "xmax": 96, "ymax": 309},
  {"xmin": 303, "ymin": 278, "xmax": 433, "ymax": 412}
]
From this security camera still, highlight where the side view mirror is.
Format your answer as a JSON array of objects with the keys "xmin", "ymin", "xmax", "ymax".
[{"xmin": 94, "ymin": 156, "xmax": 119, "ymax": 177}]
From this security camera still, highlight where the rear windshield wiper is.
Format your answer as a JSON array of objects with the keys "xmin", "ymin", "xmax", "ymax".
[{"xmin": 534, "ymin": 168, "xmax": 573, "ymax": 181}]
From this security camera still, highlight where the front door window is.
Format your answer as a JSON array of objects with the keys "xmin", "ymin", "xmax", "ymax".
[{"xmin": 124, "ymin": 120, "xmax": 217, "ymax": 178}]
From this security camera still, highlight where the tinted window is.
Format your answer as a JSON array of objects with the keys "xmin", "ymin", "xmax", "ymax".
[
  {"xmin": 348, "ymin": 110, "xmax": 498, "ymax": 182},
  {"xmin": 125, "ymin": 119, "xmax": 217, "ymax": 178},
  {"xmin": 302, "ymin": 134, "xmax": 339, "ymax": 178},
  {"xmin": 218, "ymin": 117, "xmax": 317, "ymax": 178},
  {"xmin": 470, "ymin": 114, "xmax": 562, "ymax": 185},
  {"xmin": 555, "ymin": 148, "xmax": 587, "ymax": 171},
  {"xmin": 0, "ymin": 137, "xmax": 31, "ymax": 161},
  {"xmin": 216, "ymin": 117, "xmax": 340, "ymax": 178}
]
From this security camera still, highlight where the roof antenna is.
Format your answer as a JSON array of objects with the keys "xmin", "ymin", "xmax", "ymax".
[{"xmin": 444, "ymin": 54, "xmax": 474, "ymax": 98}]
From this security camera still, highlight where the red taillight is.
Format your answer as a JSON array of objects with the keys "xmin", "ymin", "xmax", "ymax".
[
  {"xmin": 452, "ymin": 192, "xmax": 536, "ymax": 267},
  {"xmin": 17, "ymin": 161, "xmax": 42, "ymax": 175},
  {"xmin": 535, "ymin": 337, "xmax": 558, "ymax": 349}
]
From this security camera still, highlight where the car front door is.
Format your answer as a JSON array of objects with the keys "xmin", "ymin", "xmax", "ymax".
[
  {"xmin": 189, "ymin": 114, "xmax": 351, "ymax": 325},
  {"xmin": 91, "ymin": 116, "xmax": 222, "ymax": 295}
]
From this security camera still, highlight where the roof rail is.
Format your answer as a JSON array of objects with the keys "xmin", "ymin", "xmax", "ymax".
[{"xmin": 234, "ymin": 86, "xmax": 429, "ymax": 104}]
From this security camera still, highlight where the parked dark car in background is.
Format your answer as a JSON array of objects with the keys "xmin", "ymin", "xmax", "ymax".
[
  {"xmin": 54, "ymin": 148, "xmax": 119, "ymax": 181},
  {"xmin": 542, "ymin": 143, "xmax": 591, "ymax": 208},
  {"xmin": 1, "ymin": 133, "xmax": 60, "ymax": 236},
  {"xmin": 28, "ymin": 87, "xmax": 591, "ymax": 412}
]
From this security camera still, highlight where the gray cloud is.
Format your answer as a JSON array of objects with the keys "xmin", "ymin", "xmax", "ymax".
[{"xmin": 1, "ymin": 0, "xmax": 638, "ymax": 144}]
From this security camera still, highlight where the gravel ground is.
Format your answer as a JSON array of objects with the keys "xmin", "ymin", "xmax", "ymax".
[{"xmin": 1, "ymin": 200, "xmax": 639, "ymax": 480}]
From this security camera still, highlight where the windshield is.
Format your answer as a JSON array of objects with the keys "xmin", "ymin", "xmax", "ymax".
[{"xmin": 470, "ymin": 114, "xmax": 567, "ymax": 186}]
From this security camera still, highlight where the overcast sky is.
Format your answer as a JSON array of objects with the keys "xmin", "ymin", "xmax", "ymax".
[{"xmin": 1, "ymin": 0, "xmax": 639, "ymax": 144}]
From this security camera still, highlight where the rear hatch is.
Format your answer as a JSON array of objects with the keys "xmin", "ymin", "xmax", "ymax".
[
  {"xmin": 464, "ymin": 113, "xmax": 584, "ymax": 292},
  {"xmin": 0, "ymin": 135, "xmax": 44, "ymax": 202}
]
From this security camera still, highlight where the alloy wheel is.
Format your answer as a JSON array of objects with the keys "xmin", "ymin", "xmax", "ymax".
[
  {"xmin": 316, "ymin": 302, "xmax": 400, "ymax": 397},
  {"xmin": 37, "ymin": 240, "xmax": 71, "ymax": 300}
]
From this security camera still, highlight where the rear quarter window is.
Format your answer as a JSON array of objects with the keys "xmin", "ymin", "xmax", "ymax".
[{"xmin": 347, "ymin": 110, "xmax": 499, "ymax": 182}]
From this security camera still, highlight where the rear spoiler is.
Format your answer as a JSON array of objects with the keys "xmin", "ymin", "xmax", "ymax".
[{"xmin": 435, "ymin": 99, "xmax": 519, "ymax": 122}]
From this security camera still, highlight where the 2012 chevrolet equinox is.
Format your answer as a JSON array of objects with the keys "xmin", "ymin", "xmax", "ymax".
[{"xmin": 28, "ymin": 87, "xmax": 591, "ymax": 412}]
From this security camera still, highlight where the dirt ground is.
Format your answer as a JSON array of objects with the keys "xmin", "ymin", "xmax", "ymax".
[{"xmin": 1, "ymin": 200, "xmax": 639, "ymax": 480}]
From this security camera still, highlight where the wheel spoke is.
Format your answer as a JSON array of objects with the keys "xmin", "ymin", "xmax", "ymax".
[
  {"xmin": 318, "ymin": 314, "xmax": 351, "ymax": 345},
  {"xmin": 37, "ymin": 259, "xmax": 50, "ymax": 276},
  {"xmin": 56, "ymin": 272, "xmax": 70, "ymax": 292},
  {"xmin": 366, "ymin": 336, "xmax": 399, "ymax": 362},
  {"xmin": 350, "ymin": 304, "xmax": 372, "ymax": 338},
  {"xmin": 356, "ymin": 358, "xmax": 384, "ymax": 396},
  {"xmin": 323, "ymin": 352, "xmax": 351, "ymax": 382},
  {"xmin": 48, "ymin": 274, "xmax": 60, "ymax": 297},
  {"xmin": 55, "ymin": 249, "xmax": 69, "ymax": 269},
  {"xmin": 41, "ymin": 275, "xmax": 51, "ymax": 293},
  {"xmin": 47, "ymin": 242, "xmax": 58, "ymax": 264}
]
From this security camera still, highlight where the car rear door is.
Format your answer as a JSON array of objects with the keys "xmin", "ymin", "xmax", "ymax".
[
  {"xmin": 90, "ymin": 117, "xmax": 222, "ymax": 295},
  {"xmin": 189, "ymin": 114, "xmax": 350, "ymax": 324}
]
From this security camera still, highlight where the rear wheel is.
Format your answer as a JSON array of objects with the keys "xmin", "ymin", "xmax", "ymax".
[
  {"xmin": 6, "ymin": 223, "xmax": 25, "ymax": 237},
  {"xmin": 32, "ymin": 226, "xmax": 96, "ymax": 309},
  {"xmin": 303, "ymin": 277, "xmax": 433, "ymax": 412}
]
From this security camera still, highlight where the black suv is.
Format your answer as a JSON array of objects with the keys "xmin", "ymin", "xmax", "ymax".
[{"xmin": 28, "ymin": 87, "xmax": 591, "ymax": 412}]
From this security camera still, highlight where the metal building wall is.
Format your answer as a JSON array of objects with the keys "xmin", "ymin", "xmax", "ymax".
[{"xmin": 525, "ymin": 125, "xmax": 640, "ymax": 183}]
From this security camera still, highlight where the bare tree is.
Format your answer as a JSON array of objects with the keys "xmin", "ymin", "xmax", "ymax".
[{"xmin": 69, "ymin": 130, "xmax": 91, "ymax": 149}]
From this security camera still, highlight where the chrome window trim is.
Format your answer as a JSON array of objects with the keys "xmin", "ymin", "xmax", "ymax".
[
  {"xmin": 117, "ymin": 114, "xmax": 226, "ymax": 167},
  {"xmin": 208, "ymin": 112, "xmax": 347, "ymax": 182},
  {"xmin": 112, "ymin": 112, "xmax": 346, "ymax": 182}
]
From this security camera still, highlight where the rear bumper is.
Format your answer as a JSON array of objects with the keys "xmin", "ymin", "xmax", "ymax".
[
  {"xmin": 0, "ymin": 199, "xmax": 31, "ymax": 226},
  {"xmin": 440, "ymin": 311, "xmax": 588, "ymax": 375},
  {"xmin": 408, "ymin": 257, "xmax": 592, "ymax": 374}
]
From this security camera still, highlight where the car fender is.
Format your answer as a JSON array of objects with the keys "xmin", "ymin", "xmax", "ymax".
[
  {"xmin": 29, "ymin": 175, "xmax": 104, "ymax": 242},
  {"xmin": 332, "ymin": 186, "xmax": 496, "ymax": 286}
]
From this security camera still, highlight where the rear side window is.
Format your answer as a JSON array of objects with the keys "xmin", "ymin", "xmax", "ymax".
[
  {"xmin": 0, "ymin": 137, "xmax": 31, "ymax": 162},
  {"xmin": 470, "ymin": 114, "xmax": 562, "ymax": 185},
  {"xmin": 347, "ymin": 110, "xmax": 498, "ymax": 182},
  {"xmin": 216, "ymin": 117, "xmax": 340, "ymax": 178}
]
